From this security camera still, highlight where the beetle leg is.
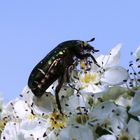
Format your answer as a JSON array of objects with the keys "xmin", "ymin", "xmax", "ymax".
[
  {"xmin": 55, "ymin": 75, "xmax": 65, "ymax": 114},
  {"xmin": 67, "ymin": 68, "xmax": 80, "ymax": 94},
  {"xmin": 65, "ymin": 67, "xmax": 70, "ymax": 83},
  {"xmin": 65, "ymin": 58, "xmax": 78, "ymax": 83},
  {"xmin": 68, "ymin": 83, "xmax": 80, "ymax": 93},
  {"xmin": 65, "ymin": 64, "xmax": 74, "ymax": 83},
  {"xmin": 90, "ymin": 54, "xmax": 100, "ymax": 67}
]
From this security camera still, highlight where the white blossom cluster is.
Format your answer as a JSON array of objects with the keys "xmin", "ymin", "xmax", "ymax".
[{"xmin": 1, "ymin": 44, "xmax": 140, "ymax": 140}]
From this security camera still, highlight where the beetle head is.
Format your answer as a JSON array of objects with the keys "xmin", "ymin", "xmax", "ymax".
[{"xmin": 74, "ymin": 38, "xmax": 99, "ymax": 56}]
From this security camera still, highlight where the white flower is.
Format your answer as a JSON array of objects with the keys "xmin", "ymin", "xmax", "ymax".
[
  {"xmin": 1, "ymin": 121, "xmax": 21, "ymax": 140},
  {"xmin": 32, "ymin": 93, "xmax": 56, "ymax": 115},
  {"xmin": 13, "ymin": 100, "xmax": 32, "ymax": 119},
  {"xmin": 20, "ymin": 119, "xmax": 48, "ymax": 139},
  {"xmin": 134, "ymin": 46, "xmax": 140, "ymax": 62},
  {"xmin": 1, "ymin": 98, "xmax": 32, "ymax": 120},
  {"xmin": 62, "ymin": 93, "xmax": 86, "ymax": 113},
  {"xmin": 78, "ymin": 44, "xmax": 128, "ymax": 93},
  {"xmin": 97, "ymin": 44, "xmax": 128, "ymax": 86},
  {"xmin": 97, "ymin": 135, "xmax": 116, "ymax": 140},
  {"xmin": 47, "ymin": 130, "xmax": 59, "ymax": 140},
  {"xmin": 115, "ymin": 95, "xmax": 132, "ymax": 107},
  {"xmin": 1, "ymin": 118, "xmax": 49, "ymax": 140},
  {"xmin": 101, "ymin": 66, "xmax": 128, "ymax": 86},
  {"xmin": 98, "ymin": 119, "xmax": 140, "ymax": 140},
  {"xmin": 89, "ymin": 101, "xmax": 128, "ymax": 135},
  {"xmin": 2, "ymin": 43, "xmax": 140, "ymax": 139},
  {"xmin": 127, "ymin": 119, "xmax": 140, "ymax": 140},
  {"xmin": 59, "ymin": 124, "xmax": 95, "ymax": 140},
  {"xmin": 129, "ymin": 90, "xmax": 140, "ymax": 116},
  {"xmin": 19, "ymin": 86, "xmax": 34, "ymax": 105},
  {"xmin": 96, "ymin": 43, "xmax": 122, "ymax": 68},
  {"xmin": 20, "ymin": 86, "xmax": 56, "ymax": 115},
  {"xmin": 101, "ymin": 86, "xmax": 127, "ymax": 101}
]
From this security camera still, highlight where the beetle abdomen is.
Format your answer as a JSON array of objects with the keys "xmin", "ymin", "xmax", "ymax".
[{"xmin": 28, "ymin": 52, "xmax": 74, "ymax": 97}]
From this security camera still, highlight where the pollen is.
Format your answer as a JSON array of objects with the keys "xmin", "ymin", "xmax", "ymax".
[
  {"xmin": 84, "ymin": 73, "xmax": 91, "ymax": 83},
  {"xmin": 49, "ymin": 112, "xmax": 67, "ymax": 129},
  {"xmin": 0, "ymin": 120, "xmax": 6, "ymax": 131},
  {"xmin": 75, "ymin": 114, "xmax": 89, "ymax": 124},
  {"xmin": 80, "ymin": 61, "xmax": 87, "ymax": 69},
  {"xmin": 27, "ymin": 114, "xmax": 36, "ymax": 120},
  {"xmin": 118, "ymin": 132, "xmax": 132, "ymax": 140},
  {"xmin": 80, "ymin": 73, "xmax": 96, "ymax": 83}
]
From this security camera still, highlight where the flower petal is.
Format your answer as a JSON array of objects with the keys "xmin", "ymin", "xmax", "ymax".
[
  {"xmin": 129, "ymin": 90, "xmax": 140, "ymax": 116},
  {"xmin": 97, "ymin": 135, "xmax": 116, "ymax": 140},
  {"xmin": 101, "ymin": 66, "xmax": 128, "ymax": 85},
  {"xmin": 59, "ymin": 125, "xmax": 94, "ymax": 140},
  {"xmin": 97, "ymin": 44, "xmax": 122, "ymax": 68},
  {"xmin": 128, "ymin": 119, "xmax": 140, "ymax": 140},
  {"xmin": 89, "ymin": 101, "xmax": 128, "ymax": 134},
  {"xmin": 134, "ymin": 46, "xmax": 140, "ymax": 59}
]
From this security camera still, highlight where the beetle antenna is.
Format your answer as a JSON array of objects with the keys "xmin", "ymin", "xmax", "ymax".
[{"xmin": 87, "ymin": 38, "xmax": 95, "ymax": 43}]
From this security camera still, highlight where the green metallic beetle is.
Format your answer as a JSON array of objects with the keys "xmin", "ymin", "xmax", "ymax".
[{"xmin": 28, "ymin": 38, "xmax": 99, "ymax": 114}]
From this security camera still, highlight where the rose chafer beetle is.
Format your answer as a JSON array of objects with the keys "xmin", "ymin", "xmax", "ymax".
[{"xmin": 28, "ymin": 38, "xmax": 100, "ymax": 114}]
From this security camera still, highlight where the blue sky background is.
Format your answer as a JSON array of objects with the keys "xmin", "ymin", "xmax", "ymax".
[{"xmin": 0, "ymin": 0, "xmax": 140, "ymax": 100}]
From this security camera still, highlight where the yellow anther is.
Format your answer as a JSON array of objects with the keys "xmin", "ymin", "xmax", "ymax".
[
  {"xmin": 49, "ymin": 112, "xmax": 67, "ymax": 129},
  {"xmin": 84, "ymin": 73, "xmax": 91, "ymax": 83},
  {"xmin": 27, "ymin": 114, "xmax": 36, "ymax": 120},
  {"xmin": 75, "ymin": 114, "xmax": 89, "ymax": 124},
  {"xmin": 80, "ymin": 61, "xmax": 87, "ymax": 69},
  {"xmin": 80, "ymin": 73, "xmax": 96, "ymax": 83},
  {"xmin": 0, "ymin": 120, "xmax": 5, "ymax": 130},
  {"xmin": 91, "ymin": 74, "xmax": 96, "ymax": 81}
]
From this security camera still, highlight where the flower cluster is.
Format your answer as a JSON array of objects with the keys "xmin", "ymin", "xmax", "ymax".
[{"xmin": 1, "ymin": 44, "xmax": 140, "ymax": 140}]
